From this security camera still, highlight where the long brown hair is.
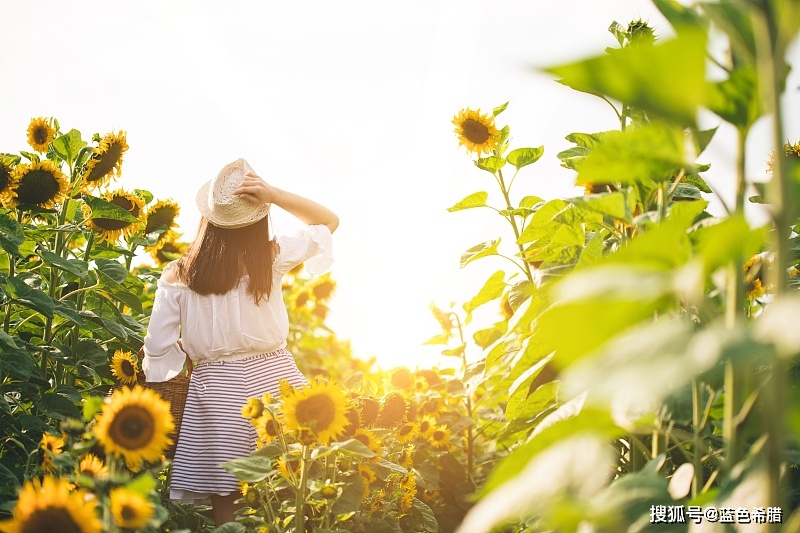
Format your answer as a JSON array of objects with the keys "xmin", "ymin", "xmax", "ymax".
[{"xmin": 175, "ymin": 216, "xmax": 276, "ymax": 303}]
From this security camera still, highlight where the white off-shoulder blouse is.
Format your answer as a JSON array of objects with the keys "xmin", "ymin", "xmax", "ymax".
[{"xmin": 142, "ymin": 224, "xmax": 333, "ymax": 382}]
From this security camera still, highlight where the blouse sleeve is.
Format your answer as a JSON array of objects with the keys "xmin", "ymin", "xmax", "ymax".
[
  {"xmin": 275, "ymin": 224, "xmax": 333, "ymax": 275},
  {"xmin": 141, "ymin": 279, "xmax": 186, "ymax": 382}
]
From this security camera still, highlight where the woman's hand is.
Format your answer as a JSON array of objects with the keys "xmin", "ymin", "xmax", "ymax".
[{"xmin": 233, "ymin": 172, "xmax": 277, "ymax": 205}]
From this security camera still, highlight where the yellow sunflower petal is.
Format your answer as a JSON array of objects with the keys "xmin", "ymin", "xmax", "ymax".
[
  {"xmin": 9, "ymin": 160, "xmax": 68, "ymax": 209},
  {"xmin": 110, "ymin": 350, "xmax": 139, "ymax": 385},
  {"xmin": 93, "ymin": 385, "xmax": 174, "ymax": 471},
  {"xmin": 0, "ymin": 476, "xmax": 101, "ymax": 533},
  {"xmin": 452, "ymin": 108, "xmax": 501, "ymax": 157},
  {"xmin": 81, "ymin": 131, "xmax": 128, "ymax": 190},
  {"xmin": 26, "ymin": 117, "xmax": 56, "ymax": 153},
  {"xmin": 281, "ymin": 379, "xmax": 350, "ymax": 445},
  {"xmin": 84, "ymin": 189, "xmax": 145, "ymax": 243},
  {"xmin": 109, "ymin": 487, "xmax": 154, "ymax": 530}
]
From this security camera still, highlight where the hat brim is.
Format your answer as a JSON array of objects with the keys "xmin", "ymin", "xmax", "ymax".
[{"xmin": 196, "ymin": 180, "xmax": 271, "ymax": 229}]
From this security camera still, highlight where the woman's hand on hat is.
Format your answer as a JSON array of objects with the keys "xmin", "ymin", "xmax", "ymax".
[{"xmin": 233, "ymin": 172, "xmax": 276, "ymax": 205}]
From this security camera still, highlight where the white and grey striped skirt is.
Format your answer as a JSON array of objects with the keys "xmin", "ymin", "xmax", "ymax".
[{"xmin": 169, "ymin": 348, "xmax": 307, "ymax": 503}]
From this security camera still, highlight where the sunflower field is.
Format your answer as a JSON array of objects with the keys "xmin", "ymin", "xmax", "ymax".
[{"xmin": 2, "ymin": 0, "xmax": 800, "ymax": 532}]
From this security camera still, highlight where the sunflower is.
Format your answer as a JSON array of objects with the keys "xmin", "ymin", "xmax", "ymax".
[
  {"xmin": 395, "ymin": 422, "xmax": 418, "ymax": 444},
  {"xmin": 313, "ymin": 279, "xmax": 335, "ymax": 301},
  {"xmin": 278, "ymin": 378, "xmax": 297, "ymax": 399},
  {"xmin": 428, "ymin": 425, "xmax": 451, "ymax": 449},
  {"xmin": 40, "ymin": 433, "xmax": 65, "ymax": 473},
  {"xmin": 110, "ymin": 349, "xmax": 139, "ymax": 385},
  {"xmin": 281, "ymin": 379, "xmax": 350, "ymax": 445},
  {"xmin": 357, "ymin": 464, "xmax": 377, "ymax": 497},
  {"xmin": 242, "ymin": 397, "xmax": 264, "ymax": 420},
  {"xmin": 78, "ymin": 454, "xmax": 108, "ymax": 478},
  {"xmin": 377, "ymin": 391, "xmax": 408, "ymax": 428},
  {"xmin": 83, "ymin": 189, "xmax": 145, "ymax": 243},
  {"xmin": 0, "ymin": 158, "xmax": 14, "ymax": 207},
  {"xmin": 417, "ymin": 416, "xmax": 437, "ymax": 439},
  {"xmin": 26, "ymin": 117, "xmax": 56, "ymax": 153},
  {"xmin": 81, "ymin": 131, "xmax": 128, "ymax": 190},
  {"xmin": 152, "ymin": 239, "xmax": 188, "ymax": 266},
  {"xmin": 341, "ymin": 401, "xmax": 361, "ymax": 437},
  {"xmin": 297, "ymin": 426, "xmax": 317, "ymax": 446},
  {"xmin": 412, "ymin": 376, "xmax": 429, "ymax": 394},
  {"xmin": 397, "ymin": 445, "xmax": 414, "ymax": 469},
  {"xmin": 277, "ymin": 457, "xmax": 301, "ymax": 482},
  {"xmin": 319, "ymin": 483, "xmax": 339, "ymax": 500},
  {"xmin": 398, "ymin": 476, "xmax": 416, "ymax": 513},
  {"xmin": 254, "ymin": 411, "xmax": 281, "ymax": 445},
  {"xmin": 389, "ymin": 367, "xmax": 413, "ymax": 390},
  {"xmin": 358, "ymin": 397, "xmax": 381, "ymax": 427},
  {"xmin": 418, "ymin": 396, "xmax": 443, "ymax": 416},
  {"xmin": 452, "ymin": 108, "xmax": 500, "ymax": 157},
  {"xmin": 369, "ymin": 491, "xmax": 387, "ymax": 515},
  {"xmin": 144, "ymin": 199, "xmax": 180, "ymax": 248},
  {"xmin": 0, "ymin": 476, "xmax": 101, "ymax": 533},
  {"xmin": 9, "ymin": 160, "xmax": 68, "ymax": 209},
  {"xmin": 352, "ymin": 428, "xmax": 382, "ymax": 458},
  {"xmin": 415, "ymin": 369, "xmax": 442, "ymax": 387},
  {"xmin": 109, "ymin": 487, "xmax": 153, "ymax": 530},
  {"xmin": 93, "ymin": 385, "xmax": 174, "ymax": 471}
]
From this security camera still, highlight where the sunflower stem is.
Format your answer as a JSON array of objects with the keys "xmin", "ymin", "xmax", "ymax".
[
  {"xmin": 295, "ymin": 444, "xmax": 310, "ymax": 533},
  {"xmin": 496, "ymin": 169, "xmax": 533, "ymax": 284},
  {"xmin": 451, "ymin": 312, "xmax": 474, "ymax": 482}
]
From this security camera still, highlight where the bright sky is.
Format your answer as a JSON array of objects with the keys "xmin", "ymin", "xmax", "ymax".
[{"xmin": 2, "ymin": 1, "xmax": 798, "ymax": 371}]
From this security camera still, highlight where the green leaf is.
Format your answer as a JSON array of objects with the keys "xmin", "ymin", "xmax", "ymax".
[
  {"xmin": 519, "ymin": 196, "xmax": 544, "ymax": 208},
  {"xmin": 441, "ymin": 345, "xmax": 465, "ymax": 357},
  {"xmin": 473, "ymin": 322, "xmax": 507, "ymax": 350},
  {"xmin": 671, "ymin": 183, "xmax": 704, "ymax": 200},
  {"xmin": 126, "ymin": 472, "xmax": 158, "ymax": 496},
  {"xmin": 83, "ymin": 396, "xmax": 104, "ymax": 421},
  {"xmin": 701, "ymin": 2, "xmax": 756, "ymax": 61},
  {"xmin": 569, "ymin": 191, "xmax": 629, "ymax": 221},
  {"xmin": 707, "ymin": 66, "xmax": 762, "ymax": 129},
  {"xmin": 460, "ymin": 239, "xmax": 501, "ymax": 268},
  {"xmin": 221, "ymin": 455, "xmax": 276, "ymax": 483},
  {"xmin": 464, "ymin": 270, "xmax": 506, "ymax": 313},
  {"xmin": 691, "ymin": 127, "xmax": 718, "ymax": 156},
  {"xmin": 545, "ymin": 29, "xmax": 707, "ymax": 127},
  {"xmin": 40, "ymin": 392, "xmax": 81, "ymax": 420},
  {"xmin": 506, "ymin": 147, "xmax": 544, "ymax": 170},
  {"xmin": 653, "ymin": 0, "xmax": 707, "ymax": 35},
  {"xmin": 38, "ymin": 249, "xmax": 90, "ymax": 281},
  {"xmin": 576, "ymin": 124, "xmax": 689, "ymax": 186},
  {"xmin": 313, "ymin": 438, "xmax": 376, "ymax": 459},
  {"xmin": 685, "ymin": 173, "xmax": 713, "ymax": 193},
  {"xmin": 474, "ymin": 156, "xmax": 505, "ymax": 173},
  {"xmin": 82, "ymin": 195, "xmax": 139, "ymax": 224},
  {"xmin": 96, "ymin": 270, "xmax": 142, "ymax": 314},
  {"xmin": 0, "ymin": 213, "xmax": 25, "ymax": 257},
  {"xmin": 94, "ymin": 258, "xmax": 131, "ymax": 284},
  {"xmin": 447, "ymin": 192, "xmax": 489, "ymax": 212},
  {"xmin": 0, "ymin": 348, "xmax": 32, "ymax": 381},
  {"xmin": 7, "ymin": 276, "xmax": 54, "ymax": 318},
  {"xmin": 492, "ymin": 102, "xmax": 509, "ymax": 116},
  {"xmin": 412, "ymin": 499, "xmax": 439, "ymax": 533},
  {"xmin": 693, "ymin": 216, "xmax": 767, "ymax": 274},
  {"xmin": 518, "ymin": 199, "xmax": 569, "ymax": 245},
  {"xmin": 51, "ymin": 129, "xmax": 87, "ymax": 166},
  {"xmin": 211, "ymin": 523, "xmax": 246, "ymax": 533}
]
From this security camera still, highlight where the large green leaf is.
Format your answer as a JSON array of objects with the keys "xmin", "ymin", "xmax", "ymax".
[
  {"xmin": 0, "ymin": 212, "xmax": 25, "ymax": 257},
  {"xmin": 38, "ymin": 249, "xmax": 90, "ymax": 281},
  {"xmin": 460, "ymin": 239, "xmax": 501, "ymax": 268},
  {"xmin": 569, "ymin": 191, "xmax": 630, "ymax": 221},
  {"xmin": 474, "ymin": 156, "xmax": 505, "ymax": 173},
  {"xmin": 220, "ymin": 455, "xmax": 276, "ymax": 483},
  {"xmin": 506, "ymin": 147, "xmax": 544, "ymax": 170},
  {"xmin": 518, "ymin": 199, "xmax": 569, "ymax": 244},
  {"xmin": 83, "ymin": 195, "xmax": 139, "ymax": 224},
  {"xmin": 707, "ymin": 66, "xmax": 762, "ymax": 129},
  {"xmin": 447, "ymin": 192, "xmax": 488, "ymax": 212},
  {"xmin": 692, "ymin": 215, "xmax": 767, "ymax": 274},
  {"xmin": 464, "ymin": 270, "xmax": 506, "ymax": 313},
  {"xmin": 576, "ymin": 124, "xmax": 689, "ymax": 186},
  {"xmin": 51, "ymin": 129, "xmax": 87, "ymax": 166},
  {"xmin": 545, "ymin": 29, "xmax": 707, "ymax": 127},
  {"xmin": 7, "ymin": 276, "xmax": 54, "ymax": 318}
]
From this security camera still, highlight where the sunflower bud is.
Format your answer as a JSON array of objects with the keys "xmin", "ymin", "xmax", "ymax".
[{"xmin": 627, "ymin": 19, "xmax": 656, "ymax": 47}]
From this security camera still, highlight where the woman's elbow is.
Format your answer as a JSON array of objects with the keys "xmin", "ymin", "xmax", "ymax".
[{"xmin": 326, "ymin": 214, "xmax": 340, "ymax": 234}]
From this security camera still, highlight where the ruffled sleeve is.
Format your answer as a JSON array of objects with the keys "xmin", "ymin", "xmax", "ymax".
[
  {"xmin": 142, "ymin": 276, "xmax": 186, "ymax": 382},
  {"xmin": 275, "ymin": 224, "xmax": 333, "ymax": 275}
]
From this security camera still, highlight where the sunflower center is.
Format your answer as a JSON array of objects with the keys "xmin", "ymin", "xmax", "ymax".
[
  {"xmin": 419, "ymin": 421, "xmax": 430, "ymax": 433},
  {"xmin": 462, "ymin": 118, "xmax": 490, "ymax": 144},
  {"xmin": 109, "ymin": 406, "xmax": 155, "ymax": 450},
  {"xmin": 295, "ymin": 395, "xmax": 336, "ymax": 430},
  {"xmin": 16, "ymin": 170, "xmax": 60, "ymax": 205},
  {"xmin": 399, "ymin": 425, "xmax": 413, "ymax": 437},
  {"xmin": 86, "ymin": 143, "xmax": 123, "ymax": 183},
  {"xmin": 433, "ymin": 430, "xmax": 445, "ymax": 441},
  {"xmin": 0, "ymin": 165, "xmax": 10, "ymax": 192},
  {"xmin": 93, "ymin": 217, "xmax": 132, "ymax": 230},
  {"xmin": 264, "ymin": 418, "xmax": 278, "ymax": 437},
  {"xmin": 121, "ymin": 360, "xmax": 135, "ymax": 377},
  {"xmin": 145, "ymin": 207, "xmax": 177, "ymax": 234},
  {"xmin": 20, "ymin": 506, "xmax": 82, "ymax": 533},
  {"xmin": 33, "ymin": 127, "xmax": 49, "ymax": 146},
  {"xmin": 121, "ymin": 504, "xmax": 137, "ymax": 521}
]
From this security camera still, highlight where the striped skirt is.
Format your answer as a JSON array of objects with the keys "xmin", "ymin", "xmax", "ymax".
[{"xmin": 169, "ymin": 349, "xmax": 307, "ymax": 503}]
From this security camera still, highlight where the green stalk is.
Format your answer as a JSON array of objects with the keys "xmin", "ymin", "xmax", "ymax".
[
  {"xmin": 691, "ymin": 380, "xmax": 703, "ymax": 498},
  {"xmin": 452, "ymin": 312, "xmax": 474, "ymax": 481},
  {"xmin": 4, "ymin": 251, "xmax": 14, "ymax": 334},
  {"xmin": 496, "ymin": 169, "xmax": 533, "ymax": 283},
  {"xmin": 752, "ymin": 5, "xmax": 791, "ymax": 513},
  {"xmin": 295, "ymin": 445, "xmax": 310, "ymax": 533}
]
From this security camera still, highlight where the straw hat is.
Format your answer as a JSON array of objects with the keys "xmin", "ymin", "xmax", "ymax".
[{"xmin": 196, "ymin": 158, "xmax": 270, "ymax": 229}]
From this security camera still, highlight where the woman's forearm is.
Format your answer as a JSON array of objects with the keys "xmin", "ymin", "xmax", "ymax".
[{"xmin": 272, "ymin": 187, "xmax": 339, "ymax": 233}]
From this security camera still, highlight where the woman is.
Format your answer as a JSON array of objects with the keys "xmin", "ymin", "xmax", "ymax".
[{"xmin": 142, "ymin": 158, "xmax": 338, "ymax": 525}]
